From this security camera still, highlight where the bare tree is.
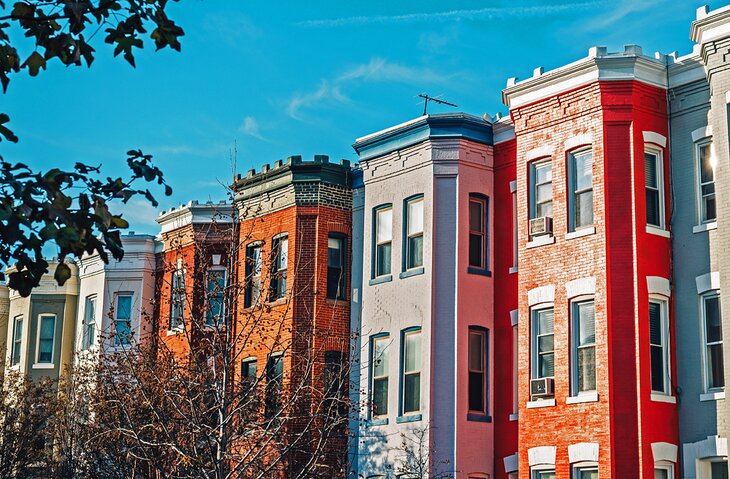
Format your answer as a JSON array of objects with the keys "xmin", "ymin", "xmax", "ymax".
[{"xmin": 395, "ymin": 425, "xmax": 453, "ymax": 479}]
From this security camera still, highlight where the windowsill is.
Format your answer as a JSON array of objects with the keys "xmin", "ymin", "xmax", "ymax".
[
  {"xmin": 509, "ymin": 413, "xmax": 519, "ymax": 421},
  {"xmin": 700, "ymin": 390, "xmax": 725, "ymax": 402},
  {"xmin": 368, "ymin": 418, "xmax": 389, "ymax": 426},
  {"xmin": 566, "ymin": 391, "xmax": 599, "ymax": 404},
  {"xmin": 693, "ymin": 222, "xmax": 718, "ymax": 233},
  {"xmin": 369, "ymin": 275, "xmax": 392, "ymax": 286},
  {"xmin": 396, "ymin": 414, "xmax": 422, "ymax": 423},
  {"xmin": 266, "ymin": 298, "xmax": 287, "ymax": 307},
  {"xmin": 646, "ymin": 225, "xmax": 671, "ymax": 238},
  {"xmin": 467, "ymin": 267, "xmax": 492, "ymax": 277},
  {"xmin": 650, "ymin": 393, "xmax": 677, "ymax": 404},
  {"xmin": 509, "ymin": 266, "xmax": 518, "ymax": 274},
  {"xmin": 399, "ymin": 267, "xmax": 424, "ymax": 279},
  {"xmin": 203, "ymin": 324, "xmax": 226, "ymax": 332},
  {"xmin": 32, "ymin": 363, "xmax": 55, "ymax": 370},
  {"xmin": 325, "ymin": 297, "xmax": 348, "ymax": 305},
  {"xmin": 526, "ymin": 235, "xmax": 555, "ymax": 249},
  {"xmin": 466, "ymin": 413, "xmax": 492, "ymax": 423},
  {"xmin": 566, "ymin": 226, "xmax": 596, "ymax": 240},
  {"xmin": 526, "ymin": 398, "xmax": 556, "ymax": 408},
  {"xmin": 166, "ymin": 328, "xmax": 184, "ymax": 336}
]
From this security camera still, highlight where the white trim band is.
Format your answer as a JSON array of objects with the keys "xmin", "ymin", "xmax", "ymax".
[
  {"xmin": 652, "ymin": 442, "xmax": 678, "ymax": 464},
  {"xmin": 528, "ymin": 446, "xmax": 557, "ymax": 466},
  {"xmin": 696, "ymin": 272, "xmax": 720, "ymax": 294},
  {"xmin": 528, "ymin": 285, "xmax": 555, "ymax": 306},
  {"xmin": 565, "ymin": 133, "xmax": 593, "ymax": 151},
  {"xmin": 643, "ymin": 131, "xmax": 667, "ymax": 148},
  {"xmin": 566, "ymin": 276, "xmax": 596, "ymax": 299},
  {"xmin": 691, "ymin": 125, "xmax": 713, "ymax": 142},
  {"xmin": 568, "ymin": 443, "xmax": 599, "ymax": 464},
  {"xmin": 647, "ymin": 276, "xmax": 671, "ymax": 297},
  {"xmin": 526, "ymin": 145, "xmax": 553, "ymax": 161}
]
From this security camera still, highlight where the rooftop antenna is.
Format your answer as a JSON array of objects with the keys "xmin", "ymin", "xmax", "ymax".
[{"xmin": 418, "ymin": 93, "xmax": 457, "ymax": 115}]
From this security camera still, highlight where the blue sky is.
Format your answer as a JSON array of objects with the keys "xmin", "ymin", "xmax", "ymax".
[{"xmin": 2, "ymin": 0, "xmax": 704, "ymax": 233}]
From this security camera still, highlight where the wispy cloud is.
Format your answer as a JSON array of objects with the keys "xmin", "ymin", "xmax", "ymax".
[
  {"xmin": 118, "ymin": 199, "xmax": 162, "ymax": 230},
  {"xmin": 239, "ymin": 116, "xmax": 268, "ymax": 141},
  {"xmin": 203, "ymin": 13, "xmax": 262, "ymax": 46},
  {"xmin": 286, "ymin": 58, "xmax": 448, "ymax": 120},
  {"xmin": 579, "ymin": 0, "xmax": 662, "ymax": 30},
  {"xmin": 299, "ymin": 2, "xmax": 605, "ymax": 28}
]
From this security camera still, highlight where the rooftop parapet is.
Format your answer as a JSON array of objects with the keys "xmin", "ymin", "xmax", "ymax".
[
  {"xmin": 157, "ymin": 199, "xmax": 234, "ymax": 234},
  {"xmin": 233, "ymin": 155, "xmax": 352, "ymax": 202},
  {"xmin": 502, "ymin": 44, "xmax": 670, "ymax": 108},
  {"xmin": 691, "ymin": 4, "xmax": 730, "ymax": 44},
  {"xmin": 353, "ymin": 112, "xmax": 493, "ymax": 162}
]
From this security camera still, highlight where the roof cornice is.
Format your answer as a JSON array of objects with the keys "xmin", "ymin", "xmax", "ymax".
[{"xmin": 691, "ymin": 5, "xmax": 730, "ymax": 44}]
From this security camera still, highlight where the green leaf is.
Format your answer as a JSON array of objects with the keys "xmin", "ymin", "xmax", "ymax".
[
  {"xmin": 22, "ymin": 51, "xmax": 46, "ymax": 76},
  {"xmin": 0, "ymin": 113, "xmax": 18, "ymax": 143},
  {"xmin": 110, "ymin": 216, "xmax": 129, "ymax": 229},
  {"xmin": 54, "ymin": 262, "xmax": 71, "ymax": 286}
]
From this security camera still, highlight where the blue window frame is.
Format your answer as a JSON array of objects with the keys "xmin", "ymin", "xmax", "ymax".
[{"xmin": 467, "ymin": 193, "xmax": 490, "ymax": 276}]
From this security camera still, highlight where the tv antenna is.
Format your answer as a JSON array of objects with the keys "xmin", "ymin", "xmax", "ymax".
[{"xmin": 418, "ymin": 93, "xmax": 458, "ymax": 115}]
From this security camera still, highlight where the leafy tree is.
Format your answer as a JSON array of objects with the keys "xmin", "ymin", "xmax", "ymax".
[{"xmin": 0, "ymin": 0, "xmax": 185, "ymax": 295}]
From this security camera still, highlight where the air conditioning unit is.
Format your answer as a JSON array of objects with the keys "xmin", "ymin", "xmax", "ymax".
[
  {"xmin": 529, "ymin": 216, "xmax": 553, "ymax": 237},
  {"xmin": 530, "ymin": 377, "xmax": 555, "ymax": 399}
]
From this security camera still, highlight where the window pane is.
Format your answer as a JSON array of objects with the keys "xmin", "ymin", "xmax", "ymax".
[
  {"xmin": 654, "ymin": 469, "xmax": 668, "ymax": 479},
  {"xmin": 373, "ymin": 339, "xmax": 388, "ymax": 377},
  {"xmin": 408, "ymin": 235, "xmax": 423, "ymax": 269},
  {"xmin": 242, "ymin": 360, "xmax": 257, "ymax": 380},
  {"xmin": 468, "ymin": 371, "xmax": 484, "ymax": 412},
  {"xmin": 115, "ymin": 318, "xmax": 131, "ymax": 345},
  {"xmin": 469, "ymin": 201, "xmax": 482, "ymax": 232},
  {"xmin": 377, "ymin": 243, "xmax": 391, "ymax": 276},
  {"xmin": 537, "ymin": 470, "xmax": 556, "ymax": 479},
  {"xmin": 706, "ymin": 296, "xmax": 722, "ymax": 343},
  {"xmin": 711, "ymin": 461, "xmax": 728, "ymax": 479},
  {"xmin": 536, "ymin": 184, "xmax": 552, "ymax": 204},
  {"xmin": 373, "ymin": 378, "xmax": 388, "ymax": 416},
  {"xmin": 116, "ymin": 295, "xmax": 132, "ymax": 320},
  {"xmin": 578, "ymin": 346, "xmax": 596, "ymax": 391},
  {"xmin": 649, "ymin": 302, "xmax": 662, "ymax": 345},
  {"xmin": 575, "ymin": 190, "xmax": 594, "ymax": 228},
  {"xmin": 646, "ymin": 190, "xmax": 660, "ymax": 226},
  {"xmin": 469, "ymin": 332, "xmax": 483, "ymax": 371},
  {"xmin": 408, "ymin": 200, "xmax": 424, "ymax": 235},
  {"xmin": 700, "ymin": 143, "xmax": 714, "ymax": 184},
  {"xmin": 538, "ymin": 309, "xmax": 554, "ymax": 334},
  {"xmin": 709, "ymin": 344, "xmax": 725, "ymax": 389},
  {"xmin": 38, "ymin": 316, "xmax": 55, "ymax": 363},
  {"xmin": 403, "ymin": 372, "xmax": 420, "ymax": 413},
  {"xmin": 574, "ymin": 152, "xmax": 593, "ymax": 191},
  {"xmin": 404, "ymin": 333, "xmax": 420, "ymax": 373},
  {"xmin": 645, "ymin": 153, "xmax": 658, "ymax": 188},
  {"xmin": 577, "ymin": 470, "xmax": 598, "ymax": 479},
  {"xmin": 328, "ymin": 237, "xmax": 342, "ymax": 267},
  {"xmin": 535, "ymin": 163, "xmax": 552, "ymax": 184},
  {"xmin": 540, "ymin": 352, "xmax": 554, "ymax": 378},
  {"xmin": 277, "ymin": 237, "xmax": 288, "ymax": 270},
  {"xmin": 651, "ymin": 345, "xmax": 665, "ymax": 392},
  {"xmin": 538, "ymin": 335, "xmax": 554, "ymax": 353},
  {"xmin": 536, "ymin": 201, "xmax": 552, "ymax": 218},
  {"xmin": 469, "ymin": 234, "xmax": 483, "ymax": 268},
  {"xmin": 705, "ymin": 195, "xmax": 717, "ymax": 222},
  {"xmin": 578, "ymin": 302, "xmax": 596, "ymax": 346},
  {"xmin": 376, "ymin": 209, "xmax": 392, "ymax": 243}
]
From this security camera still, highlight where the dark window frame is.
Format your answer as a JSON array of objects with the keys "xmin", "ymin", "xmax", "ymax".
[
  {"xmin": 467, "ymin": 193, "xmax": 490, "ymax": 276},
  {"xmin": 467, "ymin": 326, "xmax": 490, "ymax": 421},
  {"xmin": 327, "ymin": 233, "xmax": 347, "ymax": 300}
]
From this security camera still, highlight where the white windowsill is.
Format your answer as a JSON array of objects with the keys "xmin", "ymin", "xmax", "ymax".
[
  {"xmin": 650, "ymin": 393, "xmax": 677, "ymax": 404},
  {"xmin": 566, "ymin": 226, "xmax": 596, "ymax": 240},
  {"xmin": 526, "ymin": 235, "xmax": 555, "ymax": 249},
  {"xmin": 693, "ymin": 222, "xmax": 717, "ymax": 233},
  {"xmin": 700, "ymin": 391, "xmax": 725, "ymax": 402},
  {"xmin": 509, "ymin": 266, "xmax": 519, "ymax": 274},
  {"xmin": 509, "ymin": 413, "xmax": 519, "ymax": 421},
  {"xmin": 166, "ymin": 328, "xmax": 184, "ymax": 336},
  {"xmin": 32, "ymin": 363, "xmax": 55, "ymax": 370},
  {"xmin": 526, "ymin": 398, "xmax": 556, "ymax": 408},
  {"xmin": 566, "ymin": 391, "xmax": 599, "ymax": 404},
  {"xmin": 646, "ymin": 225, "xmax": 671, "ymax": 238}
]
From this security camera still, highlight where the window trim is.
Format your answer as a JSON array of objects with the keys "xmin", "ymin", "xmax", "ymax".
[
  {"xmin": 370, "ymin": 333, "xmax": 390, "ymax": 420},
  {"xmin": 531, "ymin": 467, "xmax": 556, "ymax": 479},
  {"xmin": 206, "ymin": 266, "xmax": 227, "ymax": 325},
  {"xmin": 467, "ymin": 193, "xmax": 490, "ymax": 276},
  {"xmin": 114, "ymin": 292, "xmax": 134, "ymax": 347},
  {"xmin": 327, "ymin": 233, "xmax": 348, "ymax": 300},
  {"xmin": 244, "ymin": 241, "xmax": 263, "ymax": 308},
  {"xmin": 241, "ymin": 357, "xmax": 258, "ymax": 383},
  {"xmin": 467, "ymin": 325, "xmax": 491, "ymax": 421},
  {"xmin": 644, "ymin": 147, "xmax": 666, "ymax": 230},
  {"xmin": 570, "ymin": 297, "xmax": 597, "ymax": 397},
  {"xmin": 11, "ymin": 315, "xmax": 22, "ymax": 367},
  {"xmin": 372, "ymin": 204, "xmax": 393, "ymax": 280},
  {"xmin": 567, "ymin": 148, "xmax": 594, "ymax": 233},
  {"xmin": 265, "ymin": 352, "xmax": 284, "ymax": 418},
  {"xmin": 529, "ymin": 158, "xmax": 553, "ymax": 221},
  {"xmin": 402, "ymin": 194, "xmax": 424, "ymax": 273},
  {"xmin": 170, "ymin": 264, "xmax": 186, "ymax": 330},
  {"xmin": 695, "ymin": 139, "xmax": 716, "ymax": 225},
  {"xmin": 35, "ymin": 313, "xmax": 57, "ymax": 365},
  {"xmin": 649, "ymin": 296, "xmax": 671, "ymax": 396},
  {"xmin": 531, "ymin": 305, "xmax": 555, "ymax": 381},
  {"xmin": 269, "ymin": 233, "xmax": 289, "ymax": 301},
  {"xmin": 571, "ymin": 464, "xmax": 598, "ymax": 479},
  {"xmin": 653, "ymin": 462, "xmax": 674, "ymax": 479},
  {"xmin": 701, "ymin": 291, "xmax": 724, "ymax": 392},
  {"xmin": 400, "ymin": 327, "xmax": 421, "ymax": 417},
  {"xmin": 82, "ymin": 295, "xmax": 96, "ymax": 350}
]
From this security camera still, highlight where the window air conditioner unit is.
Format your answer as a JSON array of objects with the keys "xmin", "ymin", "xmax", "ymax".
[
  {"xmin": 530, "ymin": 377, "xmax": 555, "ymax": 399},
  {"xmin": 529, "ymin": 217, "xmax": 553, "ymax": 237}
]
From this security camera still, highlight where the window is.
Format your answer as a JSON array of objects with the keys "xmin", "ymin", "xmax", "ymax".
[
  {"xmin": 327, "ymin": 235, "xmax": 347, "ymax": 300},
  {"xmin": 244, "ymin": 242, "xmax": 262, "ymax": 308},
  {"xmin": 241, "ymin": 358, "xmax": 257, "ymax": 389},
  {"xmin": 324, "ymin": 350, "xmax": 348, "ymax": 418},
  {"xmin": 512, "ymin": 189, "xmax": 518, "ymax": 269},
  {"xmin": 703, "ymin": 293, "xmax": 724, "ymax": 390},
  {"xmin": 512, "ymin": 325, "xmax": 518, "ymax": 414},
  {"xmin": 374, "ymin": 206, "xmax": 392, "ymax": 278},
  {"xmin": 265, "ymin": 353, "xmax": 284, "ymax": 418},
  {"xmin": 468, "ymin": 194, "xmax": 488, "ymax": 271},
  {"xmin": 571, "ymin": 300, "xmax": 596, "ymax": 394},
  {"xmin": 697, "ymin": 141, "xmax": 716, "ymax": 223},
  {"xmin": 531, "ymin": 307, "xmax": 555, "ymax": 380},
  {"xmin": 654, "ymin": 464, "xmax": 674, "ymax": 479},
  {"xmin": 37, "ymin": 314, "xmax": 56, "ymax": 364},
  {"xmin": 573, "ymin": 466, "xmax": 598, "ymax": 479},
  {"xmin": 568, "ymin": 150, "xmax": 593, "ymax": 231},
  {"xmin": 82, "ymin": 295, "xmax": 96, "ymax": 350},
  {"xmin": 645, "ymin": 149, "xmax": 664, "ymax": 228},
  {"xmin": 468, "ymin": 327, "xmax": 488, "ymax": 414},
  {"xmin": 170, "ymin": 267, "xmax": 185, "ymax": 329},
  {"xmin": 532, "ymin": 470, "xmax": 556, "ymax": 479},
  {"xmin": 115, "ymin": 293, "xmax": 133, "ymax": 346},
  {"xmin": 530, "ymin": 160, "xmax": 553, "ymax": 220},
  {"xmin": 401, "ymin": 329, "xmax": 421, "ymax": 415},
  {"xmin": 11, "ymin": 316, "xmax": 22, "ymax": 366},
  {"xmin": 710, "ymin": 461, "xmax": 728, "ymax": 478},
  {"xmin": 649, "ymin": 299, "xmax": 670, "ymax": 394},
  {"xmin": 371, "ymin": 335, "xmax": 389, "ymax": 418},
  {"xmin": 270, "ymin": 234, "xmax": 288, "ymax": 300},
  {"xmin": 404, "ymin": 196, "xmax": 424, "ymax": 270},
  {"xmin": 206, "ymin": 267, "xmax": 227, "ymax": 325}
]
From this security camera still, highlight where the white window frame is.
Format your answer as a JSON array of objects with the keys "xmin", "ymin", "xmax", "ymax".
[
  {"xmin": 35, "ymin": 314, "xmax": 57, "ymax": 366},
  {"xmin": 82, "ymin": 295, "xmax": 96, "ymax": 350},
  {"xmin": 572, "ymin": 463, "xmax": 598, "ymax": 479},
  {"xmin": 371, "ymin": 334, "xmax": 390, "ymax": 419},
  {"xmin": 374, "ymin": 205, "xmax": 393, "ymax": 278},
  {"xmin": 699, "ymin": 458, "xmax": 728, "ymax": 478},
  {"xmin": 645, "ymin": 147, "xmax": 666, "ymax": 230},
  {"xmin": 401, "ymin": 328, "xmax": 421, "ymax": 416},
  {"xmin": 649, "ymin": 296, "xmax": 671, "ymax": 396},
  {"xmin": 567, "ymin": 148, "xmax": 594, "ymax": 232},
  {"xmin": 244, "ymin": 241, "xmax": 262, "ymax": 308},
  {"xmin": 570, "ymin": 297, "xmax": 596, "ymax": 396},
  {"xmin": 11, "ymin": 315, "xmax": 22, "ymax": 367},
  {"xmin": 269, "ymin": 233, "xmax": 288, "ymax": 300},
  {"xmin": 512, "ymin": 324, "xmax": 519, "ymax": 415},
  {"xmin": 404, "ymin": 196, "xmax": 424, "ymax": 271},
  {"xmin": 696, "ymin": 139, "xmax": 716, "ymax": 225},
  {"xmin": 114, "ymin": 292, "xmax": 134, "ymax": 347},
  {"xmin": 531, "ymin": 466, "xmax": 556, "ymax": 479},
  {"xmin": 512, "ymin": 188, "xmax": 518, "ymax": 270},
  {"xmin": 654, "ymin": 461, "xmax": 674, "ymax": 479},
  {"xmin": 701, "ymin": 292, "xmax": 724, "ymax": 392},
  {"xmin": 206, "ymin": 266, "xmax": 227, "ymax": 325},
  {"xmin": 531, "ymin": 306, "xmax": 555, "ymax": 381},
  {"xmin": 170, "ymin": 264, "xmax": 186, "ymax": 330},
  {"xmin": 529, "ymin": 158, "xmax": 553, "ymax": 221}
]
